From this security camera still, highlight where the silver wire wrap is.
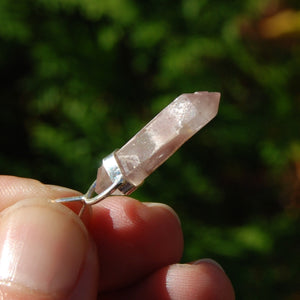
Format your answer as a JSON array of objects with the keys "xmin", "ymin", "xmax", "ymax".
[{"xmin": 55, "ymin": 151, "xmax": 137, "ymax": 213}]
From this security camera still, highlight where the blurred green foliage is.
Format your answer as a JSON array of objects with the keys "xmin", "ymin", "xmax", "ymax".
[{"xmin": 0, "ymin": 0, "xmax": 299, "ymax": 298}]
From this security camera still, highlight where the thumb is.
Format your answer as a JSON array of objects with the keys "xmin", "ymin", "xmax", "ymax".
[{"xmin": 0, "ymin": 199, "xmax": 98, "ymax": 300}]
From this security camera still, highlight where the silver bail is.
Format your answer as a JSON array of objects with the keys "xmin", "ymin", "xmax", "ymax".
[
  {"xmin": 55, "ymin": 151, "xmax": 138, "ymax": 209},
  {"xmin": 101, "ymin": 151, "xmax": 138, "ymax": 196}
]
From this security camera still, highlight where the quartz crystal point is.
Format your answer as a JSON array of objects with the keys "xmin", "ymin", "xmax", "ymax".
[{"xmin": 95, "ymin": 91, "xmax": 220, "ymax": 195}]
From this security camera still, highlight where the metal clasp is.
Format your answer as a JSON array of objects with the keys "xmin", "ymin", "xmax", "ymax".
[{"xmin": 55, "ymin": 151, "xmax": 137, "ymax": 216}]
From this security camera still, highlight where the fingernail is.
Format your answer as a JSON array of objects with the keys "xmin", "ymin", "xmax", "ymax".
[
  {"xmin": 192, "ymin": 258, "xmax": 225, "ymax": 273},
  {"xmin": 46, "ymin": 184, "xmax": 81, "ymax": 195},
  {"xmin": 144, "ymin": 202, "xmax": 181, "ymax": 225},
  {"xmin": 0, "ymin": 199, "xmax": 88, "ymax": 296}
]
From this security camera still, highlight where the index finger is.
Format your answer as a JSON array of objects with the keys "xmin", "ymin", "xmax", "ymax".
[{"xmin": 88, "ymin": 196, "xmax": 184, "ymax": 292}]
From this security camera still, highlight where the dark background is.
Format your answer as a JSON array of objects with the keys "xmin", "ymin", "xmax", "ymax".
[{"xmin": 0, "ymin": 0, "xmax": 299, "ymax": 298}]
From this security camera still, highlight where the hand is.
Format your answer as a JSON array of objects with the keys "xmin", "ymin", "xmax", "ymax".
[{"xmin": 0, "ymin": 176, "xmax": 235, "ymax": 299}]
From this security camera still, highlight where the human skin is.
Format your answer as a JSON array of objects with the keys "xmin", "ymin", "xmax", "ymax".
[{"xmin": 0, "ymin": 176, "xmax": 235, "ymax": 299}]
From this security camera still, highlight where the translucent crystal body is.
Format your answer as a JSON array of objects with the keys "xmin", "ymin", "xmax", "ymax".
[{"xmin": 95, "ymin": 91, "xmax": 220, "ymax": 194}]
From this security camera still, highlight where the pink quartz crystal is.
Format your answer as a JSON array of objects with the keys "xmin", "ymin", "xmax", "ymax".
[{"xmin": 95, "ymin": 91, "xmax": 220, "ymax": 194}]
